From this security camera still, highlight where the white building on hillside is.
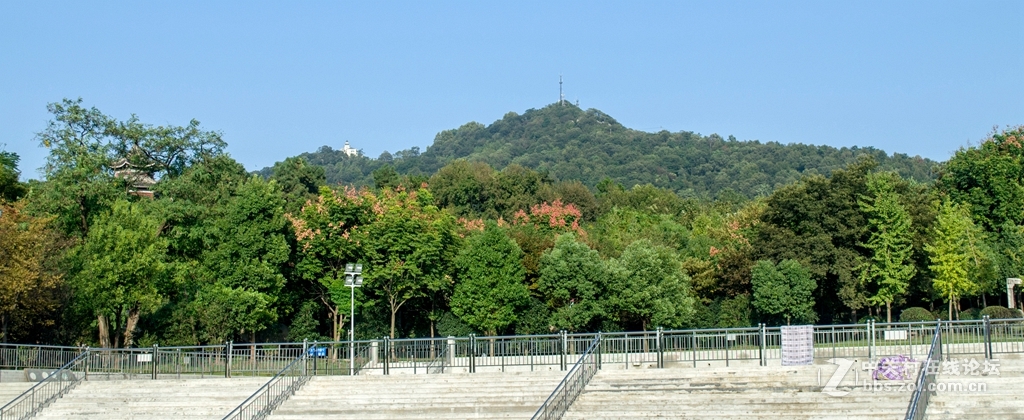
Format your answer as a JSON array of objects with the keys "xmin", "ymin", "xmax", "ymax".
[{"xmin": 341, "ymin": 141, "xmax": 358, "ymax": 157}]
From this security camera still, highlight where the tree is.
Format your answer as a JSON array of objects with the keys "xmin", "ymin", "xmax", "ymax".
[
  {"xmin": 292, "ymin": 186, "xmax": 375, "ymax": 344},
  {"xmin": 608, "ymin": 240, "xmax": 695, "ymax": 330},
  {"xmin": 751, "ymin": 259, "xmax": 817, "ymax": 325},
  {"xmin": 362, "ymin": 187, "xmax": 458, "ymax": 338},
  {"xmin": 753, "ymin": 157, "xmax": 876, "ymax": 323},
  {"xmin": 926, "ymin": 200, "xmax": 986, "ymax": 320},
  {"xmin": 538, "ymin": 233, "xmax": 608, "ymax": 332},
  {"xmin": 71, "ymin": 200, "xmax": 167, "ymax": 347},
  {"xmin": 107, "ymin": 112, "xmax": 226, "ymax": 178},
  {"xmin": 858, "ymin": 172, "xmax": 916, "ymax": 322},
  {"xmin": 451, "ymin": 222, "xmax": 530, "ymax": 336},
  {"xmin": 0, "ymin": 201, "xmax": 60, "ymax": 342},
  {"xmin": 938, "ymin": 126, "xmax": 1024, "ymax": 232},
  {"xmin": 0, "ymin": 147, "xmax": 26, "ymax": 202},
  {"xmin": 31, "ymin": 99, "xmax": 122, "ymax": 238},
  {"xmin": 269, "ymin": 157, "xmax": 326, "ymax": 215},
  {"xmin": 198, "ymin": 176, "xmax": 291, "ymax": 344}
]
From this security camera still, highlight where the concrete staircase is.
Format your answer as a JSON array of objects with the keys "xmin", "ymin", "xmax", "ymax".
[
  {"xmin": 0, "ymin": 382, "xmax": 36, "ymax": 405},
  {"xmin": 926, "ymin": 353, "xmax": 1024, "ymax": 419},
  {"xmin": 33, "ymin": 377, "xmax": 268, "ymax": 419},
  {"xmin": 565, "ymin": 364, "xmax": 912, "ymax": 419},
  {"xmin": 270, "ymin": 371, "xmax": 566, "ymax": 419}
]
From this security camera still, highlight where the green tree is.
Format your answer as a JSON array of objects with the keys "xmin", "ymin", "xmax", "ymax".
[
  {"xmin": 926, "ymin": 200, "xmax": 986, "ymax": 320},
  {"xmin": 753, "ymin": 157, "xmax": 876, "ymax": 323},
  {"xmin": 292, "ymin": 186, "xmax": 375, "ymax": 343},
  {"xmin": 858, "ymin": 172, "xmax": 916, "ymax": 322},
  {"xmin": 938, "ymin": 126, "xmax": 1024, "ymax": 232},
  {"xmin": 751, "ymin": 259, "xmax": 817, "ymax": 325},
  {"xmin": 31, "ymin": 99, "xmax": 122, "ymax": 238},
  {"xmin": 0, "ymin": 147, "xmax": 26, "ymax": 202},
  {"xmin": 451, "ymin": 222, "xmax": 530, "ymax": 335},
  {"xmin": 71, "ymin": 200, "xmax": 167, "ymax": 347},
  {"xmin": 538, "ymin": 233, "xmax": 608, "ymax": 332},
  {"xmin": 197, "ymin": 176, "xmax": 290, "ymax": 343},
  {"xmin": 608, "ymin": 240, "xmax": 695, "ymax": 330},
  {"xmin": 362, "ymin": 187, "xmax": 458, "ymax": 338},
  {"xmin": 269, "ymin": 157, "xmax": 326, "ymax": 214}
]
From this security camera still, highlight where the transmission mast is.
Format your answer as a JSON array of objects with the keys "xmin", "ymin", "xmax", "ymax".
[{"xmin": 559, "ymin": 75, "xmax": 564, "ymax": 105}]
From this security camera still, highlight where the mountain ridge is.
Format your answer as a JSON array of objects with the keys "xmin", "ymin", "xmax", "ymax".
[{"xmin": 261, "ymin": 103, "xmax": 937, "ymax": 197}]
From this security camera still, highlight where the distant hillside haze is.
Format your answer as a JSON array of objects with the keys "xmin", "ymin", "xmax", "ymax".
[{"xmin": 263, "ymin": 103, "xmax": 937, "ymax": 197}]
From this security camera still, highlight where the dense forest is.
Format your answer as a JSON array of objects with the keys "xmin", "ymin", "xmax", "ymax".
[
  {"xmin": 261, "ymin": 103, "xmax": 938, "ymax": 198},
  {"xmin": 1, "ymin": 98, "xmax": 1022, "ymax": 348}
]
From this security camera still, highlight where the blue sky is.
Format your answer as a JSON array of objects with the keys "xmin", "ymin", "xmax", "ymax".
[{"xmin": 1, "ymin": 1, "xmax": 1021, "ymax": 179}]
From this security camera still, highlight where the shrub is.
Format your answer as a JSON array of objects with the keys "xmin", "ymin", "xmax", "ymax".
[
  {"xmin": 858, "ymin": 315, "xmax": 881, "ymax": 324},
  {"xmin": 899, "ymin": 307, "xmax": 936, "ymax": 323},
  {"xmin": 959, "ymin": 308, "xmax": 981, "ymax": 320},
  {"xmin": 980, "ymin": 306, "xmax": 1022, "ymax": 320}
]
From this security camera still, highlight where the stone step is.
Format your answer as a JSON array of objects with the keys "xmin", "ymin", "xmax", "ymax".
[
  {"xmin": 34, "ymin": 377, "xmax": 268, "ymax": 420},
  {"xmin": 269, "ymin": 372, "xmax": 562, "ymax": 420}
]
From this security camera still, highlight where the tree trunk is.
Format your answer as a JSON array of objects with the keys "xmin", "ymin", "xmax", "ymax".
[
  {"xmin": 948, "ymin": 300, "xmax": 953, "ymax": 323},
  {"xmin": 388, "ymin": 298, "xmax": 407, "ymax": 339},
  {"xmin": 390, "ymin": 307, "xmax": 397, "ymax": 339},
  {"xmin": 250, "ymin": 332, "xmax": 257, "ymax": 364},
  {"xmin": 123, "ymin": 305, "xmax": 141, "ymax": 348},
  {"xmin": 329, "ymin": 305, "xmax": 341, "ymax": 361},
  {"xmin": 98, "ymin": 314, "xmax": 112, "ymax": 348},
  {"xmin": 886, "ymin": 302, "xmax": 892, "ymax": 324},
  {"xmin": 429, "ymin": 321, "xmax": 436, "ymax": 359}
]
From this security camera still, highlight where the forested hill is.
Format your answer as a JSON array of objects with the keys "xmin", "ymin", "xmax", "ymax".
[{"xmin": 265, "ymin": 103, "xmax": 937, "ymax": 197}]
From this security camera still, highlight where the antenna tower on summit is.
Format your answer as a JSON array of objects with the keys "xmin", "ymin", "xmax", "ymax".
[{"xmin": 559, "ymin": 75, "xmax": 564, "ymax": 105}]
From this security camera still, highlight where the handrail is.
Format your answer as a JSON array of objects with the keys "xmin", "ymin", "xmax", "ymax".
[
  {"xmin": 905, "ymin": 321, "xmax": 943, "ymax": 420},
  {"xmin": 222, "ymin": 351, "xmax": 310, "ymax": 420},
  {"xmin": 532, "ymin": 336, "xmax": 601, "ymax": 420},
  {"xmin": 424, "ymin": 342, "xmax": 449, "ymax": 374},
  {"xmin": 0, "ymin": 349, "xmax": 89, "ymax": 420}
]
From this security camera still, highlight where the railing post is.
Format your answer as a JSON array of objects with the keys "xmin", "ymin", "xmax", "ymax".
[
  {"xmin": 560, "ymin": 330, "xmax": 567, "ymax": 371},
  {"xmin": 868, "ymin": 320, "xmax": 875, "ymax": 360},
  {"xmin": 469, "ymin": 334, "xmax": 476, "ymax": 373},
  {"xmin": 312, "ymin": 341, "xmax": 318, "ymax": 376},
  {"xmin": 596, "ymin": 332, "xmax": 602, "ymax": 370},
  {"xmin": 983, "ymin": 315, "xmax": 992, "ymax": 360},
  {"xmin": 691, "ymin": 331, "xmax": 697, "ymax": 368},
  {"xmin": 447, "ymin": 336, "xmax": 456, "ymax": 368},
  {"xmin": 152, "ymin": 344, "xmax": 158, "ymax": 380},
  {"xmin": 656, "ymin": 327, "xmax": 664, "ymax": 369},
  {"xmin": 383, "ymin": 337, "xmax": 390, "ymax": 375},
  {"xmin": 225, "ymin": 341, "xmax": 232, "ymax": 378},
  {"xmin": 84, "ymin": 347, "xmax": 90, "ymax": 381},
  {"xmin": 759, "ymin": 323, "xmax": 766, "ymax": 367},
  {"xmin": 301, "ymin": 339, "xmax": 308, "ymax": 376}
]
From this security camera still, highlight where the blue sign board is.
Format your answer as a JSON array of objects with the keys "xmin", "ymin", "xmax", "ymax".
[{"xmin": 307, "ymin": 346, "xmax": 327, "ymax": 358}]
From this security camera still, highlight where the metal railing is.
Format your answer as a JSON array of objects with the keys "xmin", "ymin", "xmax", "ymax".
[
  {"xmin": 532, "ymin": 336, "xmax": 601, "ymax": 420},
  {"xmin": 0, "ymin": 317, "xmax": 1020, "ymax": 379},
  {"xmin": 905, "ymin": 322, "xmax": 943, "ymax": 420},
  {"xmin": 0, "ymin": 350, "xmax": 88, "ymax": 420},
  {"xmin": 0, "ymin": 344, "xmax": 82, "ymax": 371},
  {"xmin": 222, "ymin": 351, "xmax": 310, "ymax": 420},
  {"xmin": 424, "ymin": 339, "xmax": 450, "ymax": 374}
]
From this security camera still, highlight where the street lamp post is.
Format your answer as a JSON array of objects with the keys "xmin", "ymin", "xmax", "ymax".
[{"xmin": 344, "ymin": 263, "xmax": 363, "ymax": 375}]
